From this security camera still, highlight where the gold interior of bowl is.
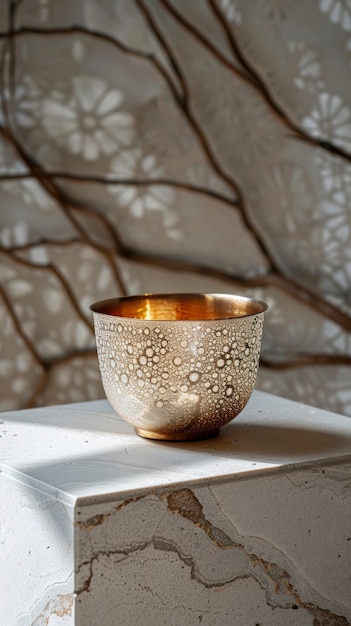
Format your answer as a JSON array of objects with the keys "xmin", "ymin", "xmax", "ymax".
[{"xmin": 90, "ymin": 293, "xmax": 268, "ymax": 321}]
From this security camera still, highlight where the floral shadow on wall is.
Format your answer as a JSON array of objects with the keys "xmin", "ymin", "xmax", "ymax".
[{"xmin": 0, "ymin": 0, "xmax": 350, "ymax": 415}]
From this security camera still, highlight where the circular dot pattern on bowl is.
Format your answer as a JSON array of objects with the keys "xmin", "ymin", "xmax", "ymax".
[{"xmin": 93, "ymin": 312, "xmax": 264, "ymax": 440}]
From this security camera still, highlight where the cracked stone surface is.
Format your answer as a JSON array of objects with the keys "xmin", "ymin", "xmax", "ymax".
[
  {"xmin": 75, "ymin": 479, "xmax": 351, "ymax": 625},
  {"xmin": 1, "ymin": 393, "xmax": 351, "ymax": 624}
]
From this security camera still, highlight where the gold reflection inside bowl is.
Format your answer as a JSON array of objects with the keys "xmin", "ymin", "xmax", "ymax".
[{"xmin": 90, "ymin": 292, "xmax": 268, "ymax": 321}]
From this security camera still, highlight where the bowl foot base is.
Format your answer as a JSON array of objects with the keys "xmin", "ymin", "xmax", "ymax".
[{"xmin": 135, "ymin": 427, "xmax": 220, "ymax": 441}]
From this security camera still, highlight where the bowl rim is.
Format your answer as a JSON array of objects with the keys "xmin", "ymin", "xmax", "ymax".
[{"xmin": 90, "ymin": 292, "xmax": 268, "ymax": 322}]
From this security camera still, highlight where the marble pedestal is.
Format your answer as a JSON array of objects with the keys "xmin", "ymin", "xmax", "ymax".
[{"xmin": 1, "ymin": 391, "xmax": 351, "ymax": 625}]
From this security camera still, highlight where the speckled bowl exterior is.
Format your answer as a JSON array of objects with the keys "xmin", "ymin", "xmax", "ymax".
[{"xmin": 91, "ymin": 294, "xmax": 267, "ymax": 440}]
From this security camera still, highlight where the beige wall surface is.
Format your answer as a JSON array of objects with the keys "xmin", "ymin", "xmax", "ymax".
[{"xmin": 0, "ymin": 0, "xmax": 350, "ymax": 415}]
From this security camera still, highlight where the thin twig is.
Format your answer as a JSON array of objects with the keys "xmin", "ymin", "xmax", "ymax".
[
  {"xmin": 5, "ymin": 236, "xmax": 351, "ymax": 331},
  {"xmin": 3, "ymin": 250, "xmax": 94, "ymax": 332},
  {"xmin": 162, "ymin": 0, "xmax": 351, "ymax": 164},
  {"xmin": 25, "ymin": 349, "xmax": 98, "ymax": 408},
  {"xmin": 208, "ymin": 0, "xmax": 351, "ymax": 161},
  {"xmin": 0, "ymin": 126, "xmax": 89, "ymax": 241},
  {"xmin": 135, "ymin": 0, "xmax": 281, "ymax": 272},
  {"xmin": 0, "ymin": 24, "xmax": 183, "ymax": 105},
  {"xmin": 3, "ymin": 237, "xmax": 95, "ymax": 252},
  {"xmin": 136, "ymin": 0, "xmax": 189, "ymax": 104},
  {"xmin": 0, "ymin": 283, "xmax": 44, "ymax": 367},
  {"xmin": 0, "ymin": 124, "xmax": 127, "ymax": 294},
  {"xmin": 159, "ymin": 0, "xmax": 258, "ymax": 87},
  {"xmin": 25, "ymin": 370, "xmax": 49, "ymax": 408},
  {"xmin": 0, "ymin": 171, "xmax": 238, "ymax": 207},
  {"xmin": 134, "ymin": 2, "xmax": 351, "ymax": 330},
  {"xmin": 119, "ymin": 248, "xmax": 351, "ymax": 331}
]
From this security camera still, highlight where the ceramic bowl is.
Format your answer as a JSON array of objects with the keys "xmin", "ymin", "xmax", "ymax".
[{"xmin": 90, "ymin": 293, "xmax": 267, "ymax": 441}]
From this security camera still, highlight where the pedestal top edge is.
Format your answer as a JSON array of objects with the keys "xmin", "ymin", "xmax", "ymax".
[{"xmin": 1, "ymin": 391, "xmax": 351, "ymax": 505}]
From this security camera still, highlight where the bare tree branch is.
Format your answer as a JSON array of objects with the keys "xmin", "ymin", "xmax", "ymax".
[
  {"xmin": 0, "ymin": 7, "xmax": 350, "ymax": 413},
  {"xmin": 161, "ymin": 0, "xmax": 351, "ymax": 164},
  {"xmin": 135, "ymin": 0, "xmax": 282, "ymax": 271}
]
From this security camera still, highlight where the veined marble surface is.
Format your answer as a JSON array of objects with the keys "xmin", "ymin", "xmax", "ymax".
[{"xmin": 1, "ymin": 391, "xmax": 351, "ymax": 625}]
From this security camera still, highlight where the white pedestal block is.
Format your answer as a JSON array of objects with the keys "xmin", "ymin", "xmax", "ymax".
[{"xmin": 1, "ymin": 391, "xmax": 351, "ymax": 625}]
